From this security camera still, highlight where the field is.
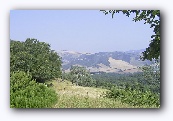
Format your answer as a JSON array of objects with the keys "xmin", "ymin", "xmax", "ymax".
[{"xmin": 48, "ymin": 79, "xmax": 152, "ymax": 108}]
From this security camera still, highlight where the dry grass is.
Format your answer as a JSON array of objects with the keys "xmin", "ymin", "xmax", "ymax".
[
  {"xmin": 52, "ymin": 79, "xmax": 107, "ymax": 98},
  {"xmin": 49, "ymin": 79, "xmax": 140, "ymax": 108},
  {"xmin": 87, "ymin": 57, "xmax": 141, "ymax": 73},
  {"xmin": 54, "ymin": 94, "xmax": 137, "ymax": 108}
]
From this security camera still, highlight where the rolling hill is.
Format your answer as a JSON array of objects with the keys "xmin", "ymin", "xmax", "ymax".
[{"xmin": 57, "ymin": 49, "xmax": 153, "ymax": 73}]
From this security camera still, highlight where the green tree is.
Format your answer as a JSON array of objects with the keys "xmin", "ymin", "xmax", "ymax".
[
  {"xmin": 100, "ymin": 10, "xmax": 160, "ymax": 61},
  {"xmin": 140, "ymin": 61, "xmax": 160, "ymax": 93},
  {"xmin": 69, "ymin": 65, "xmax": 95, "ymax": 87},
  {"xmin": 10, "ymin": 38, "xmax": 62, "ymax": 83}
]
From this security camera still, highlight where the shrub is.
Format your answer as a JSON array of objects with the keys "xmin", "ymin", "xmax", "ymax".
[
  {"xmin": 104, "ymin": 87, "xmax": 160, "ymax": 107},
  {"xmin": 10, "ymin": 71, "xmax": 58, "ymax": 108}
]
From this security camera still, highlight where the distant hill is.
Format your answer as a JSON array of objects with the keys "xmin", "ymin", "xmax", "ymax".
[{"xmin": 57, "ymin": 50, "xmax": 153, "ymax": 73}]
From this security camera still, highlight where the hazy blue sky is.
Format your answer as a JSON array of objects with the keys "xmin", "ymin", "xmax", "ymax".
[{"xmin": 10, "ymin": 10, "xmax": 154, "ymax": 53}]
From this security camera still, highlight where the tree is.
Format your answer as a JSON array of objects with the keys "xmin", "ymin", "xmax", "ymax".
[
  {"xmin": 140, "ymin": 61, "xmax": 160, "ymax": 93},
  {"xmin": 100, "ymin": 10, "xmax": 160, "ymax": 61},
  {"xmin": 69, "ymin": 65, "xmax": 95, "ymax": 87},
  {"xmin": 10, "ymin": 38, "xmax": 62, "ymax": 83}
]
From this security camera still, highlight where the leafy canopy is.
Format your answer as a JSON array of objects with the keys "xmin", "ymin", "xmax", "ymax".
[
  {"xmin": 100, "ymin": 10, "xmax": 160, "ymax": 61},
  {"xmin": 10, "ymin": 38, "xmax": 62, "ymax": 82},
  {"xmin": 64, "ymin": 65, "xmax": 95, "ymax": 87}
]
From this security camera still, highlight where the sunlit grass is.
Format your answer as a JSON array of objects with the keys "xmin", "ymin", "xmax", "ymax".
[
  {"xmin": 48, "ymin": 79, "xmax": 145, "ymax": 108},
  {"xmin": 54, "ymin": 93, "xmax": 137, "ymax": 108}
]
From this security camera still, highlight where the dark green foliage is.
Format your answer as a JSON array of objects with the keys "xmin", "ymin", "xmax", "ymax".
[
  {"xmin": 100, "ymin": 10, "xmax": 160, "ymax": 61},
  {"xmin": 10, "ymin": 38, "xmax": 62, "ymax": 83},
  {"xmin": 92, "ymin": 70, "xmax": 160, "ymax": 94},
  {"xmin": 10, "ymin": 71, "xmax": 58, "ymax": 108}
]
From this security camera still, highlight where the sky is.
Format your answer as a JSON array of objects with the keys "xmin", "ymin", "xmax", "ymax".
[{"xmin": 10, "ymin": 10, "xmax": 154, "ymax": 53}]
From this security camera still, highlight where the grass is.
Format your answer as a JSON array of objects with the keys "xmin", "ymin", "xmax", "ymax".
[
  {"xmin": 48, "ymin": 79, "xmax": 142, "ymax": 108},
  {"xmin": 54, "ymin": 94, "xmax": 135, "ymax": 108}
]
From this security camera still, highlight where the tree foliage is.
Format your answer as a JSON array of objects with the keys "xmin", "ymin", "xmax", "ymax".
[
  {"xmin": 63, "ymin": 65, "xmax": 96, "ymax": 87},
  {"xmin": 140, "ymin": 61, "xmax": 160, "ymax": 93},
  {"xmin": 91, "ymin": 71, "xmax": 160, "ymax": 94},
  {"xmin": 10, "ymin": 38, "xmax": 62, "ymax": 83},
  {"xmin": 100, "ymin": 10, "xmax": 160, "ymax": 61}
]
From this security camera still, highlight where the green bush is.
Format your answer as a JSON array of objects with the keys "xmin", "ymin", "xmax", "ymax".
[
  {"xmin": 104, "ymin": 87, "xmax": 160, "ymax": 107},
  {"xmin": 10, "ymin": 71, "xmax": 58, "ymax": 108}
]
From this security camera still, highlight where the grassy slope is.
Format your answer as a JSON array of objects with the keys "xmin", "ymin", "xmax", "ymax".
[{"xmin": 48, "ymin": 79, "xmax": 140, "ymax": 108}]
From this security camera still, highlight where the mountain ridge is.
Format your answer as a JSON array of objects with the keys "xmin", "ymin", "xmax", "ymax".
[{"xmin": 57, "ymin": 49, "xmax": 153, "ymax": 74}]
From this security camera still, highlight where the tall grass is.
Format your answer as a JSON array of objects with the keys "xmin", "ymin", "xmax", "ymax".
[
  {"xmin": 50, "ymin": 80, "xmax": 153, "ymax": 108},
  {"xmin": 54, "ymin": 93, "xmax": 137, "ymax": 108}
]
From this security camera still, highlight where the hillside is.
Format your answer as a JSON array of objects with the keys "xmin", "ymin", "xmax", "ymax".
[
  {"xmin": 57, "ymin": 50, "xmax": 153, "ymax": 73},
  {"xmin": 50, "ymin": 79, "xmax": 140, "ymax": 108}
]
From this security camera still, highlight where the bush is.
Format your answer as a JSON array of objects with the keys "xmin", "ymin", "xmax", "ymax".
[
  {"xmin": 10, "ymin": 71, "xmax": 58, "ymax": 108},
  {"xmin": 104, "ymin": 87, "xmax": 160, "ymax": 107}
]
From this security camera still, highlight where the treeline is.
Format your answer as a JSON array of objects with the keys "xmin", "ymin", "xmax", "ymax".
[
  {"xmin": 91, "ymin": 72, "xmax": 160, "ymax": 94},
  {"xmin": 63, "ymin": 67, "xmax": 160, "ymax": 94},
  {"xmin": 10, "ymin": 38, "xmax": 62, "ymax": 108}
]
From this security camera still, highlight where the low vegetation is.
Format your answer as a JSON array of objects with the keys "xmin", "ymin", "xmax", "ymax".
[
  {"xmin": 10, "ymin": 71, "xmax": 57, "ymax": 108},
  {"xmin": 105, "ymin": 87, "xmax": 160, "ymax": 107}
]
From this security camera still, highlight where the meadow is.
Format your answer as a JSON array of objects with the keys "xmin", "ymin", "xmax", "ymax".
[{"xmin": 48, "ymin": 79, "xmax": 157, "ymax": 108}]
